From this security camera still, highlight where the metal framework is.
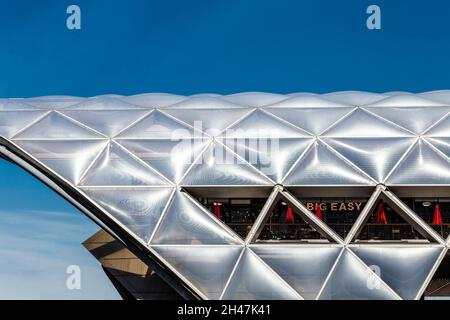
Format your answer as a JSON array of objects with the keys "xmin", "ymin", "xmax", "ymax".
[{"xmin": 1, "ymin": 92, "xmax": 450, "ymax": 300}]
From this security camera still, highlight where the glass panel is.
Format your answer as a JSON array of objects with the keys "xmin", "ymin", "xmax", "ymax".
[
  {"xmin": 264, "ymin": 107, "xmax": 354, "ymax": 135},
  {"xmin": 82, "ymin": 187, "xmax": 173, "ymax": 242},
  {"xmin": 0, "ymin": 111, "xmax": 47, "ymax": 138},
  {"xmin": 199, "ymin": 197, "xmax": 266, "ymax": 239},
  {"xmin": 408, "ymin": 198, "xmax": 450, "ymax": 239},
  {"xmin": 118, "ymin": 138, "xmax": 210, "ymax": 184},
  {"xmin": 256, "ymin": 200, "xmax": 328, "ymax": 242},
  {"xmin": 151, "ymin": 191, "xmax": 241, "ymax": 245},
  {"xmin": 163, "ymin": 108, "xmax": 252, "ymax": 136},
  {"xmin": 222, "ymin": 249, "xmax": 300, "ymax": 300},
  {"xmin": 351, "ymin": 245, "xmax": 443, "ymax": 300},
  {"xmin": 386, "ymin": 140, "xmax": 450, "ymax": 185},
  {"xmin": 62, "ymin": 109, "xmax": 149, "ymax": 137},
  {"xmin": 251, "ymin": 245, "xmax": 341, "ymax": 299},
  {"xmin": 318, "ymin": 249, "xmax": 398, "ymax": 300},
  {"xmin": 12, "ymin": 112, "xmax": 103, "ymax": 139},
  {"xmin": 152, "ymin": 245, "xmax": 242, "ymax": 300},
  {"xmin": 181, "ymin": 142, "xmax": 272, "ymax": 186},
  {"xmin": 117, "ymin": 110, "xmax": 196, "ymax": 139},
  {"xmin": 299, "ymin": 196, "xmax": 369, "ymax": 240},
  {"xmin": 223, "ymin": 109, "xmax": 309, "ymax": 138},
  {"xmin": 283, "ymin": 140, "xmax": 374, "ymax": 186},
  {"xmin": 365, "ymin": 107, "xmax": 449, "ymax": 135},
  {"xmin": 322, "ymin": 108, "xmax": 413, "ymax": 138},
  {"xmin": 356, "ymin": 200, "xmax": 428, "ymax": 242},
  {"xmin": 220, "ymin": 137, "xmax": 312, "ymax": 183},
  {"xmin": 323, "ymin": 137, "xmax": 416, "ymax": 183},
  {"xmin": 14, "ymin": 139, "xmax": 107, "ymax": 184},
  {"xmin": 79, "ymin": 142, "xmax": 169, "ymax": 186}
]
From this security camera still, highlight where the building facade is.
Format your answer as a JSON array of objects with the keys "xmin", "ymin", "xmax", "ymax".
[{"xmin": 2, "ymin": 91, "xmax": 450, "ymax": 299}]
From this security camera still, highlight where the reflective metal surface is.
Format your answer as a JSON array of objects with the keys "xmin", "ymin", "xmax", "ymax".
[{"xmin": 2, "ymin": 92, "xmax": 450, "ymax": 300}]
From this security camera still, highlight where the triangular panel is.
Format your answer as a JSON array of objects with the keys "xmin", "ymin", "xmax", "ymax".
[
  {"xmin": 166, "ymin": 96, "xmax": 243, "ymax": 109},
  {"xmin": 365, "ymin": 107, "xmax": 448, "ymax": 134},
  {"xmin": 322, "ymin": 109, "xmax": 413, "ymax": 138},
  {"xmin": 426, "ymin": 137, "xmax": 450, "ymax": 159},
  {"xmin": 79, "ymin": 142, "xmax": 169, "ymax": 186},
  {"xmin": 318, "ymin": 249, "xmax": 399, "ymax": 300},
  {"xmin": 81, "ymin": 187, "xmax": 173, "ymax": 242},
  {"xmin": 220, "ymin": 137, "xmax": 313, "ymax": 183},
  {"xmin": 181, "ymin": 142, "xmax": 273, "ymax": 186},
  {"xmin": 223, "ymin": 109, "xmax": 310, "ymax": 138},
  {"xmin": 350, "ymin": 245, "xmax": 443, "ymax": 300},
  {"xmin": 14, "ymin": 139, "xmax": 107, "ymax": 184},
  {"xmin": 0, "ymin": 99, "xmax": 37, "ymax": 110},
  {"xmin": 66, "ymin": 97, "xmax": 143, "ymax": 110},
  {"xmin": 118, "ymin": 138, "xmax": 210, "ymax": 184},
  {"xmin": 251, "ymin": 245, "xmax": 341, "ymax": 299},
  {"xmin": 12, "ymin": 112, "xmax": 103, "ymax": 139},
  {"xmin": 151, "ymin": 191, "xmax": 241, "ymax": 245},
  {"xmin": 153, "ymin": 245, "xmax": 242, "ymax": 299},
  {"xmin": 163, "ymin": 108, "xmax": 252, "ymax": 136},
  {"xmin": 0, "ymin": 110, "xmax": 47, "ymax": 138},
  {"xmin": 323, "ymin": 137, "xmax": 416, "ymax": 183},
  {"xmin": 62, "ymin": 109, "xmax": 149, "ymax": 137},
  {"xmin": 283, "ymin": 141, "xmax": 374, "ymax": 186},
  {"xmin": 424, "ymin": 114, "xmax": 450, "ymax": 137},
  {"xmin": 117, "ymin": 110, "xmax": 197, "ymax": 139},
  {"xmin": 264, "ymin": 107, "xmax": 354, "ymax": 135},
  {"xmin": 222, "ymin": 249, "xmax": 301, "ymax": 300},
  {"xmin": 386, "ymin": 140, "xmax": 450, "ymax": 185}
]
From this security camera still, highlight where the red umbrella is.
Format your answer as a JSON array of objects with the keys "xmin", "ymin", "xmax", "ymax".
[
  {"xmin": 376, "ymin": 202, "xmax": 387, "ymax": 224},
  {"xmin": 432, "ymin": 204, "xmax": 443, "ymax": 225},
  {"xmin": 315, "ymin": 204, "xmax": 323, "ymax": 221},
  {"xmin": 213, "ymin": 202, "xmax": 222, "ymax": 220},
  {"xmin": 285, "ymin": 206, "xmax": 295, "ymax": 224}
]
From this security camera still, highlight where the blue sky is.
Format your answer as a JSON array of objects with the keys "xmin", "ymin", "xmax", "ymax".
[{"xmin": 1, "ymin": 0, "xmax": 450, "ymax": 299}]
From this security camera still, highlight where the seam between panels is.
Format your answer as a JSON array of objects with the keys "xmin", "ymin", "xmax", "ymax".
[
  {"xmin": 422, "ymin": 111, "xmax": 450, "ymax": 135},
  {"xmin": 316, "ymin": 107, "xmax": 357, "ymax": 136},
  {"xmin": 55, "ymin": 110, "xmax": 109, "ymax": 138},
  {"xmin": 344, "ymin": 185, "xmax": 384, "ymax": 245},
  {"xmin": 176, "ymin": 138, "xmax": 214, "ymax": 185},
  {"xmin": 257, "ymin": 108, "xmax": 312, "ymax": 137},
  {"xmin": 157, "ymin": 108, "xmax": 208, "ymax": 138},
  {"xmin": 280, "ymin": 188, "xmax": 344, "ymax": 244},
  {"xmin": 182, "ymin": 191, "xmax": 245, "ymax": 245},
  {"xmin": 147, "ymin": 246, "xmax": 209, "ymax": 300},
  {"xmin": 416, "ymin": 247, "xmax": 449, "ymax": 300},
  {"xmin": 245, "ymin": 185, "xmax": 282, "ymax": 245},
  {"xmin": 214, "ymin": 138, "xmax": 276, "ymax": 185},
  {"xmin": 112, "ymin": 109, "xmax": 154, "ymax": 137},
  {"xmin": 278, "ymin": 138, "xmax": 315, "ymax": 184},
  {"xmin": 346, "ymin": 247, "xmax": 403, "ymax": 300},
  {"xmin": 421, "ymin": 137, "xmax": 450, "ymax": 162},
  {"xmin": 147, "ymin": 188, "xmax": 177, "ymax": 245},
  {"xmin": 317, "ymin": 137, "xmax": 378, "ymax": 185},
  {"xmin": 219, "ymin": 247, "xmax": 246, "ymax": 300},
  {"xmin": 247, "ymin": 247, "xmax": 304, "ymax": 300},
  {"xmin": 111, "ymin": 139, "xmax": 175, "ymax": 186},
  {"xmin": 359, "ymin": 107, "xmax": 418, "ymax": 136},
  {"xmin": 75, "ymin": 141, "xmax": 110, "ymax": 186},
  {"xmin": 218, "ymin": 108, "xmax": 256, "ymax": 135},
  {"xmin": 9, "ymin": 110, "xmax": 52, "ymax": 139},
  {"xmin": 315, "ymin": 247, "xmax": 346, "ymax": 300},
  {"xmin": 318, "ymin": 107, "xmax": 359, "ymax": 136},
  {"xmin": 382, "ymin": 189, "xmax": 446, "ymax": 245},
  {"xmin": 381, "ymin": 137, "xmax": 419, "ymax": 184}
]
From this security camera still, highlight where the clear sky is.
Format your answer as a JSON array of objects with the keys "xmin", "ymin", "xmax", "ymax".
[{"xmin": 1, "ymin": 0, "xmax": 450, "ymax": 299}]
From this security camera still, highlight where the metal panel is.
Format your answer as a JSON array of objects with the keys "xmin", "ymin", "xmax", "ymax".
[
  {"xmin": 151, "ymin": 190, "xmax": 242, "ymax": 245},
  {"xmin": 350, "ymin": 245, "xmax": 444, "ymax": 300},
  {"xmin": 251, "ymin": 245, "xmax": 341, "ymax": 299},
  {"xmin": 152, "ymin": 245, "xmax": 242, "ymax": 300}
]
